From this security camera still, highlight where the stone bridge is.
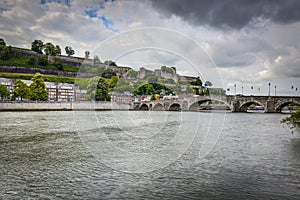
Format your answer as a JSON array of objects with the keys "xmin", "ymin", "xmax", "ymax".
[{"xmin": 136, "ymin": 95, "xmax": 300, "ymax": 113}]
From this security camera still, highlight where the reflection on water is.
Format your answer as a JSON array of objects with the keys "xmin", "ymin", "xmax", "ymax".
[{"xmin": 0, "ymin": 111, "xmax": 300, "ymax": 199}]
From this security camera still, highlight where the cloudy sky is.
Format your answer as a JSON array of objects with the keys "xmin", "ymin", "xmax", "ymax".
[{"xmin": 0, "ymin": 0, "xmax": 300, "ymax": 95}]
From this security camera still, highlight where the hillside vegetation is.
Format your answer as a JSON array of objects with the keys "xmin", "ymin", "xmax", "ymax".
[{"xmin": 0, "ymin": 55, "xmax": 78, "ymax": 72}]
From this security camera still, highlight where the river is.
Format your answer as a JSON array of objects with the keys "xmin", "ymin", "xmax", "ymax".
[{"xmin": 0, "ymin": 111, "xmax": 299, "ymax": 199}]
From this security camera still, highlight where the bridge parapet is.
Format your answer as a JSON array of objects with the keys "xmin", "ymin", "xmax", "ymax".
[
  {"xmin": 226, "ymin": 95, "xmax": 300, "ymax": 113},
  {"xmin": 136, "ymin": 95, "xmax": 300, "ymax": 112}
]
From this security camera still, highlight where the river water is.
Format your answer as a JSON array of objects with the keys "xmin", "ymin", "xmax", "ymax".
[{"xmin": 0, "ymin": 111, "xmax": 299, "ymax": 199}]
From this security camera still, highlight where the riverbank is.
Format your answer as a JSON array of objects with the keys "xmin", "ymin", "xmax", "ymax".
[{"xmin": 0, "ymin": 102, "xmax": 133, "ymax": 111}]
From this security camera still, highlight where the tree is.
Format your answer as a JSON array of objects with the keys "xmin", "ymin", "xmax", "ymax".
[
  {"xmin": 29, "ymin": 73, "xmax": 48, "ymax": 101},
  {"xmin": 204, "ymin": 81, "xmax": 213, "ymax": 87},
  {"xmin": 133, "ymin": 82, "xmax": 172, "ymax": 96},
  {"xmin": 102, "ymin": 69, "xmax": 116, "ymax": 78},
  {"xmin": 209, "ymin": 88, "xmax": 226, "ymax": 95},
  {"xmin": 0, "ymin": 44, "xmax": 5, "ymax": 52},
  {"xmin": 0, "ymin": 84, "xmax": 10, "ymax": 100},
  {"xmin": 85, "ymin": 51, "xmax": 90, "ymax": 59},
  {"xmin": 55, "ymin": 45, "xmax": 61, "ymax": 55},
  {"xmin": 281, "ymin": 108, "xmax": 300, "ymax": 131},
  {"xmin": 109, "ymin": 76, "xmax": 119, "ymax": 89},
  {"xmin": 171, "ymin": 67, "xmax": 177, "ymax": 74},
  {"xmin": 0, "ymin": 47, "xmax": 10, "ymax": 60},
  {"xmin": 65, "ymin": 46, "xmax": 75, "ymax": 56},
  {"xmin": 125, "ymin": 69, "xmax": 138, "ymax": 79},
  {"xmin": 12, "ymin": 79, "xmax": 30, "ymax": 101},
  {"xmin": 31, "ymin": 39, "xmax": 44, "ymax": 54},
  {"xmin": 190, "ymin": 77, "xmax": 202, "ymax": 86},
  {"xmin": 86, "ymin": 76, "xmax": 111, "ymax": 101},
  {"xmin": 169, "ymin": 83, "xmax": 182, "ymax": 94},
  {"xmin": 194, "ymin": 87, "xmax": 200, "ymax": 95},
  {"xmin": 190, "ymin": 77, "xmax": 202, "ymax": 95},
  {"xmin": 161, "ymin": 66, "xmax": 175, "ymax": 74},
  {"xmin": 44, "ymin": 42, "xmax": 56, "ymax": 56},
  {"xmin": 185, "ymin": 85, "xmax": 194, "ymax": 94},
  {"xmin": 114, "ymin": 84, "xmax": 134, "ymax": 93},
  {"xmin": 114, "ymin": 79, "xmax": 133, "ymax": 93},
  {"xmin": 104, "ymin": 60, "xmax": 117, "ymax": 66},
  {"xmin": 134, "ymin": 82, "xmax": 155, "ymax": 96},
  {"xmin": 93, "ymin": 55, "xmax": 101, "ymax": 65},
  {"xmin": 0, "ymin": 38, "xmax": 6, "ymax": 46}
]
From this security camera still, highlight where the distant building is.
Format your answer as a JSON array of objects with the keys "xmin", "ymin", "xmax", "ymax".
[
  {"xmin": 136, "ymin": 66, "xmax": 197, "ymax": 84},
  {"xmin": 178, "ymin": 75, "xmax": 198, "ymax": 84},
  {"xmin": 46, "ymin": 82, "xmax": 88, "ymax": 102},
  {"xmin": 114, "ymin": 66, "xmax": 132, "ymax": 76},
  {"xmin": 154, "ymin": 69, "xmax": 161, "ymax": 76},
  {"xmin": 0, "ymin": 78, "xmax": 87, "ymax": 102},
  {"xmin": 46, "ymin": 82, "xmax": 74, "ymax": 102},
  {"xmin": 161, "ymin": 72, "xmax": 180, "ymax": 82},
  {"xmin": 0, "ymin": 78, "xmax": 14, "ymax": 93},
  {"xmin": 110, "ymin": 92, "xmax": 134, "ymax": 104},
  {"xmin": 138, "ymin": 67, "xmax": 154, "ymax": 79},
  {"xmin": 74, "ymin": 89, "xmax": 87, "ymax": 101}
]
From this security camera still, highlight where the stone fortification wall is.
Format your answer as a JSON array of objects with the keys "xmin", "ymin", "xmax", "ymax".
[
  {"xmin": 0, "ymin": 66, "xmax": 77, "ymax": 77},
  {"xmin": 160, "ymin": 72, "xmax": 180, "ymax": 82},
  {"xmin": 12, "ymin": 48, "xmax": 40, "ymax": 58},
  {"xmin": 48, "ymin": 55, "xmax": 87, "ymax": 67},
  {"xmin": 12, "ymin": 47, "xmax": 92, "ymax": 68}
]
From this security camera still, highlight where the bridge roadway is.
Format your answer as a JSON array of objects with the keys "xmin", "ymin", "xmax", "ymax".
[{"xmin": 137, "ymin": 95, "xmax": 300, "ymax": 113}]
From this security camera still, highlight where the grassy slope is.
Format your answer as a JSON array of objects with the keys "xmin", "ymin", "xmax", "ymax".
[
  {"xmin": 0, "ymin": 72, "xmax": 91, "ymax": 89},
  {"xmin": 0, "ymin": 56, "xmax": 79, "ymax": 72},
  {"xmin": 0, "ymin": 72, "xmax": 75, "ymax": 83}
]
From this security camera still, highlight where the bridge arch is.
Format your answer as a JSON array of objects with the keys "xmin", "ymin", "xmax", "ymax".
[
  {"xmin": 189, "ymin": 99, "xmax": 231, "ymax": 111},
  {"xmin": 169, "ymin": 103, "xmax": 181, "ymax": 111},
  {"xmin": 152, "ymin": 103, "xmax": 164, "ymax": 111},
  {"xmin": 239, "ymin": 101, "xmax": 265, "ymax": 112},
  {"xmin": 139, "ymin": 103, "xmax": 149, "ymax": 110},
  {"xmin": 275, "ymin": 101, "xmax": 300, "ymax": 113}
]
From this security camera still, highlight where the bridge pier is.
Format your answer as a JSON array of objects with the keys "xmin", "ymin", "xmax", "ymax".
[
  {"xmin": 231, "ymin": 100, "xmax": 240, "ymax": 112},
  {"xmin": 265, "ymin": 100, "xmax": 278, "ymax": 113}
]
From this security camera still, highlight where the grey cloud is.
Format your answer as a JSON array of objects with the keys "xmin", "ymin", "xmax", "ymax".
[
  {"xmin": 0, "ymin": 1, "xmax": 46, "ymax": 47},
  {"xmin": 150, "ymin": 0, "xmax": 300, "ymax": 30},
  {"xmin": 213, "ymin": 53, "xmax": 257, "ymax": 68}
]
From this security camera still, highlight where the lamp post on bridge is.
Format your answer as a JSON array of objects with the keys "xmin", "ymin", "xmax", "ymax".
[
  {"xmin": 242, "ymin": 86, "xmax": 244, "ymax": 95},
  {"xmin": 293, "ymin": 87, "xmax": 298, "ymax": 95},
  {"xmin": 268, "ymin": 82, "xmax": 271, "ymax": 96},
  {"xmin": 234, "ymin": 84, "xmax": 236, "ymax": 95},
  {"xmin": 274, "ymin": 85, "xmax": 277, "ymax": 96}
]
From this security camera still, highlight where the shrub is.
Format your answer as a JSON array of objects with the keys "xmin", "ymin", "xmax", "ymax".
[
  {"xmin": 38, "ymin": 56, "xmax": 48, "ymax": 66},
  {"xmin": 26, "ymin": 56, "xmax": 36, "ymax": 65},
  {"xmin": 0, "ymin": 48, "xmax": 10, "ymax": 60},
  {"xmin": 55, "ymin": 61, "xmax": 64, "ymax": 71},
  {"xmin": 281, "ymin": 108, "xmax": 300, "ymax": 131}
]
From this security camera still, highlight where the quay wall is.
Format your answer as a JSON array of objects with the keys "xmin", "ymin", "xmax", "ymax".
[{"xmin": 0, "ymin": 102, "xmax": 133, "ymax": 111}]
